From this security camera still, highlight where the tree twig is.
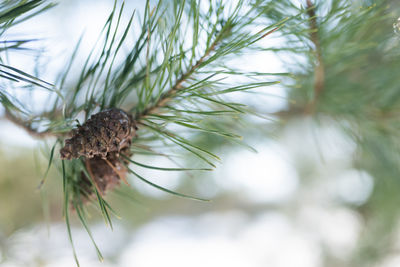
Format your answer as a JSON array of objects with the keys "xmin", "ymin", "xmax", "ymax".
[
  {"xmin": 4, "ymin": 109, "xmax": 54, "ymax": 138},
  {"xmin": 5, "ymin": 24, "xmax": 279, "ymax": 138},
  {"xmin": 305, "ymin": 0, "xmax": 325, "ymax": 113},
  {"xmin": 135, "ymin": 25, "xmax": 279, "ymax": 122},
  {"xmin": 135, "ymin": 41, "xmax": 220, "ymax": 122}
]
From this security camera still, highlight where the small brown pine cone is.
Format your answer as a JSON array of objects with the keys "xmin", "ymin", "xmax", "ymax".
[{"xmin": 60, "ymin": 108, "xmax": 137, "ymax": 160}]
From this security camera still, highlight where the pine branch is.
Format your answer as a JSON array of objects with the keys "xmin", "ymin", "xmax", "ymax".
[
  {"xmin": 4, "ymin": 109, "xmax": 53, "ymax": 138},
  {"xmin": 257, "ymin": 0, "xmax": 328, "ymax": 118},
  {"xmin": 305, "ymin": 0, "xmax": 324, "ymax": 113},
  {"xmin": 136, "ymin": 24, "xmax": 280, "ymax": 123},
  {"xmin": 135, "ymin": 36, "xmax": 219, "ymax": 122}
]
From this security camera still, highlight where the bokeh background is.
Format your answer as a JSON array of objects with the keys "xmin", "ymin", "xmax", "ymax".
[{"xmin": 0, "ymin": 0, "xmax": 399, "ymax": 266}]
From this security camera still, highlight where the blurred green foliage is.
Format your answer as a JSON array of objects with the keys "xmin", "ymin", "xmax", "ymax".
[{"xmin": 0, "ymin": 146, "xmax": 61, "ymax": 235}]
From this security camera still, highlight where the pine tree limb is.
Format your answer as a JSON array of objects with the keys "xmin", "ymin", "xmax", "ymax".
[
  {"xmin": 4, "ymin": 109, "xmax": 53, "ymax": 138},
  {"xmin": 135, "ymin": 25, "xmax": 280, "ymax": 123},
  {"xmin": 306, "ymin": 0, "xmax": 325, "ymax": 113},
  {"xmin": 135, "ymin": 39, "xmax": 219, "ymax": 122}
]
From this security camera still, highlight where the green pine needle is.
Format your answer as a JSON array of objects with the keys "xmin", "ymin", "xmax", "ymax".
[{"xmin": 126, "ymin": 165, "xmax": 210, "ymax": 202}]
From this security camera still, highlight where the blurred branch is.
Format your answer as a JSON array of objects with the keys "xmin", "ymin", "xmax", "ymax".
[
  {"xmin": 306, "ymin": 0, "xmax": 325, "ymax": 113},
  {"xmin": 270, "ymin": 0, "xmax": 325, "ymax": 118},
  {"xmin": 270, "ymin": 107, "xmax": 305, "ymax": 119},
  {"xmin": 4, "ymin": 109, "xmax": 54, "ymax": 138}
]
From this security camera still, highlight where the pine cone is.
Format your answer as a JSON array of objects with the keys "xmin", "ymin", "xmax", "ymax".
[
  {"xmin": 60, "ymin": 108, "xmax": 137, "ymax": 202},
  {"xmin": 60, "ymin": 108, "xmax": 137, "ymax": 160}
]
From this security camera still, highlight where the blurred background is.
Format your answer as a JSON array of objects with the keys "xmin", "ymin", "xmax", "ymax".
[{"xmin": 1, "ymin": 0, "xmax": 399, "ymax": 266}]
